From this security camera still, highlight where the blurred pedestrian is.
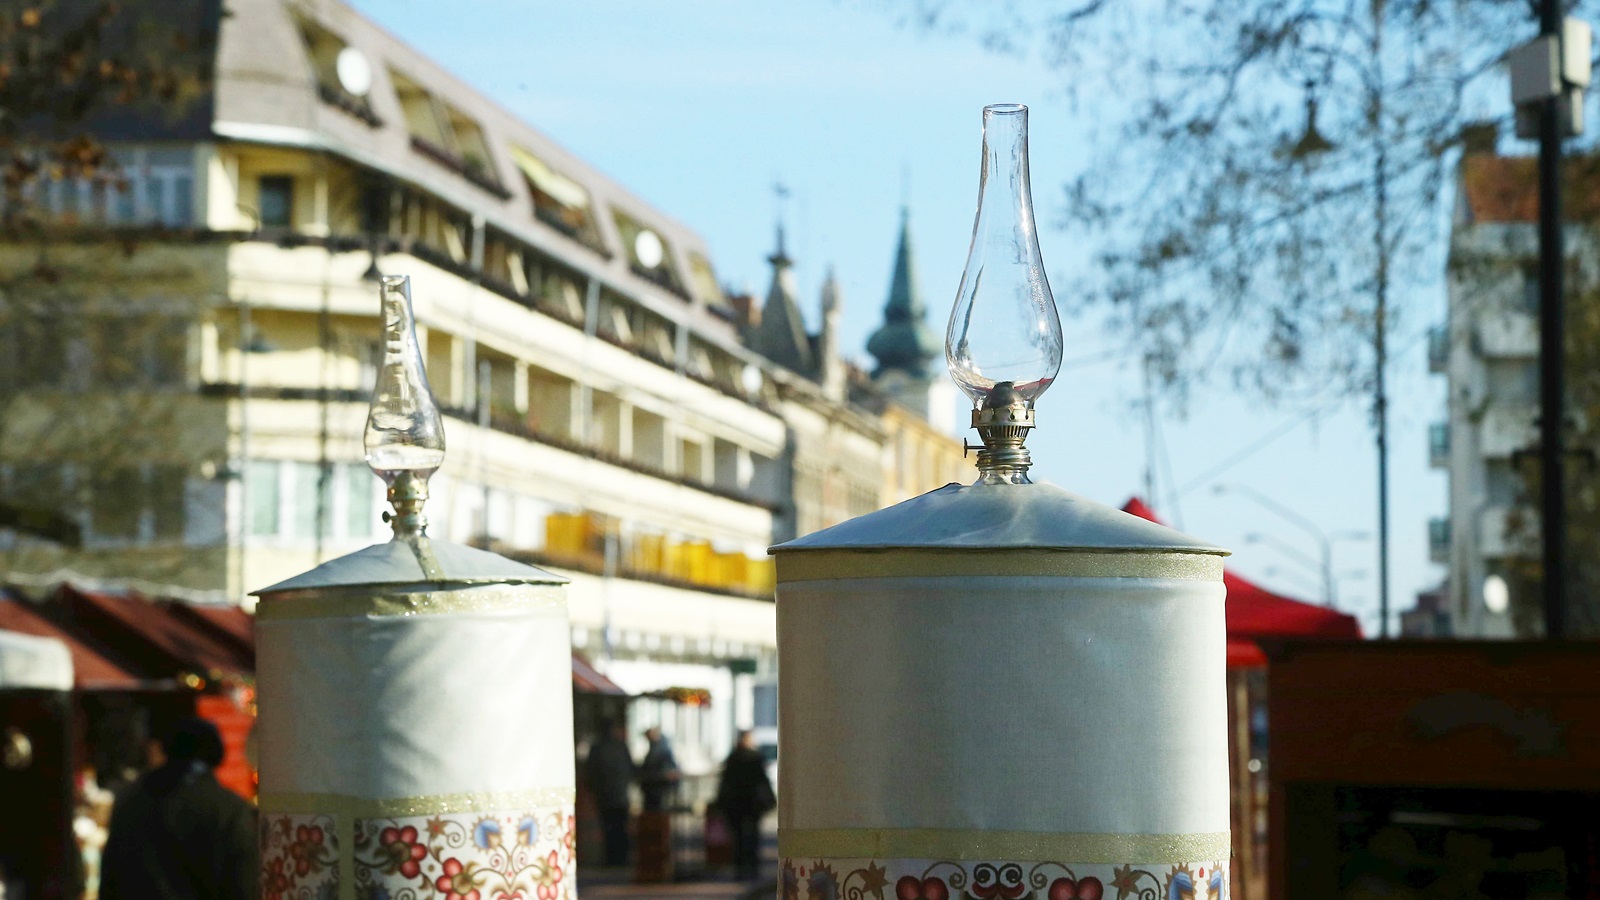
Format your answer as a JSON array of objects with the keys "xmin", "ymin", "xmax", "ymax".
[
  {"xmin": 100, "ymin": 717, "xmax": 257, "ymax": 900},
  {"xmin": 585, "ymin": 719, "xmax": 636, "ymax": 867},
  {"xmin": 638, "ymin": 727, "xmax": 680, "ymax": 812},
  {"xmin": 714, "ymin": 729, "xmax": 775, "ymax": 881}
]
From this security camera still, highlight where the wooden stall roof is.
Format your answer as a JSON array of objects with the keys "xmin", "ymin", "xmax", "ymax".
[
  {"xmin": 56, "ymin": 585, "xmax": 254, "ymax": 679},
  {"xmin": 0, "ymin": 594, "xmax": 144, "ymax": 690}
]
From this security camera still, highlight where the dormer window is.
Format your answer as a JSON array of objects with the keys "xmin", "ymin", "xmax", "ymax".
[
  {"xmin": 613, "ymin": 208, "xmax": 683, "ymax": 295},
  {"xmin": 444, "ymin": 105, "xmax": 494, "ymax": 182},
  {"xmin": 390, "ymin": 68, "xmax": 508, "ymax": 198},
  {"xmin": 292, "ymin": 14, "xmax": 381, "ymax": 126},
  {"xmin": 511, "ymin": 145, "xmax": 604, "ymax": 253},
  {"xmin": 687, "ymin": 252, "xmax": 725, "ymax": 306}
]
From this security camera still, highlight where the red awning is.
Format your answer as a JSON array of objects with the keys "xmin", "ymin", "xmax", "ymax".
[
  {"xmin": 57, "ymin": 585, "xmax": 254, "ymax": 680},
  {"xmin": 0, "ymin": 594, "xmax": 145, "ymax": 690},
  {"xmin": 572, "ymin": 651, "xmax": 628, "ymax": 695},
  {"xmin": 1121, "ymin": 497, "xmax": 1363, "ymax": 667}
]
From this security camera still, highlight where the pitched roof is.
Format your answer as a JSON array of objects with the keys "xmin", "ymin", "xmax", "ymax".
[
  {"xmin": 0, "ymin": 594, "xmax": 143, "ymax": 690},
  {"xmin": 57, "ymin": 585, "xmax": 254, "ymax": 679}
]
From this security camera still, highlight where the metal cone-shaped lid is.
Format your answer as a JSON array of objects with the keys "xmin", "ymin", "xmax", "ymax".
[
  {"xmin": 771, "ymin": 482, "xmax": 1227, "ymax": 556},
  {"xmin": 252, "ymin": 537, "xmax": 567, "ymax": 597}
]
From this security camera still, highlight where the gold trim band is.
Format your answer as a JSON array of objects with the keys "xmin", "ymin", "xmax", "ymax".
[
  {"xmin": 255, "ymin": 585, "xmax": 568, "ymax": 621},
  {"xmin": 779, "ymin": 828, "xmax": 1231, "ymax": 864},
  {"xmin": 259, "ymin": 787, "xmax": 574, "ymax": 817},
  {"xmin": 776, "ymin": 550, "xmax": 1224, "ymax": 584}
]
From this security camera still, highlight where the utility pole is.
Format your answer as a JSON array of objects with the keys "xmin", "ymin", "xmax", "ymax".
[
  {"xmin": 1511, "ymin": 8, "xmax": 1588, "ymax": 637},
  {"xmin": 1371, "ymin": 0, "xmax": 1392, "ymax": 637},
  {"xmin": 1536, "ymin": 0, "xmax": 1567, "ymax": 639}
]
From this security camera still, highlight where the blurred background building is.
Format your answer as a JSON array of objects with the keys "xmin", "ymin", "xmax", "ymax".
[
  {"xmin": 0, "ymin": 0, "xmax": 962, "ymax": 780},
  {"xmin": 1432, "ymin": 140, "xmax": 1580, "ymax": 638}
]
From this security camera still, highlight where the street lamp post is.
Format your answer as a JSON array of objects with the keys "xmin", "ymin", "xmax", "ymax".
[{"xmin": 1217, "ymin": 483, "xmax": 1368, "ymax": 609}]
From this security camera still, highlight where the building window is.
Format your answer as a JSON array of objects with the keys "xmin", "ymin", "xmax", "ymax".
[
  {"xmin": 88, "ymin": 465, "xmax": 187, "ymax": 544},
  {"xmin": 88, "ymin": 316, "xmax": 188, "ymax": 389},
  {"xmin": 292, "ymin": 14, "xmax": 381, "ymax": 126},
  {"xmin": 30, "ymin": 149, "xmax": 190, "ymax": 228},
  {"xmin": 527, "ymin": 258, "xmax": 586, "ymax": 324},
  {"xmin": 5, "ymin": 313, "xmax": 69, "ymax": 390},
  {"xmin": 510, "ymin": 145, "xmax": 604, "ymax": 252},
  {"xmin": 443, "ymin": 103, "xmax": 495, "ymax": 182},
  {"xmin": 136, "ymin": 149, "xmax": 193, "ymax": 227},
  {"xmin": 90, "ymin": 467, "xmax": 142, "ymax": 541},
  {"xmin": 344, "ymin": 463, "xmax": 375, "ymax": 538},
  {"xmin": 246, "ymin": 460, "xmax": 281, "ymax": 537},
  {"xmin": 1520, "ymin": 264, "xmax": 1539, "ymax": 313},
  {"xmin": 149, "ymin": 467, "xmax": 186, "ymax": 540},
  {"xmin": 258, "ymin": 175, "xmax": 294, "ymax": 229},
  {"xmin": 246, "ymin": 459, "xmax": 379, "ymax": 542},
  {"xmin": 612, "ymin": 209, "xmax": 683, "ymax": 294},
  {"xmin": 687, "ymin": 253, "xmax": 724, "ymax": 306},
  {"xmin": 290, "ymin": 461, "xmax": 322, "ymax": 540},
  {"xmin": 390, "ymin": 68, "xmax": 506, "ymax": 196},
  {"xmin": 392, "ymin": 68, "xmax": 451, "ymax": 149}
]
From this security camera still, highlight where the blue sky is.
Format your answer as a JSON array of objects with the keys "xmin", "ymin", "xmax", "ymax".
[{"xmin": 350, "ymin": 0, "xmax": 1448, "ymax": 633}]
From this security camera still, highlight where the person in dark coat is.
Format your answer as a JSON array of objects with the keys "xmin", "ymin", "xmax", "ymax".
[
  {"xmin": 585, "ymin": 719, "xmax": 636, "ymax": 867},
  {"xmin": 638, "ymin": 727, "xmax": 680, "ymax": 812},
  {"xmin": 714, "ymin": 729, "xmax": 775, "ymax": 881},
  {"xmin": 100, "ymin": 717, "xmax": 258, "ymax": 900}
]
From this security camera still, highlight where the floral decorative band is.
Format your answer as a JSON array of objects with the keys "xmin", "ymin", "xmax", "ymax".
[
  {"xmin": 263, "ymin": 804, "xmax": 574, "ymax": 900},
  {"xmin": 779, "ymin": 830, "xmax": 1230, "ymax": 865},
  {"xmin": 775, "ymin": 550, "xmax": 1224, "ymax": 583},
  {"xmin": 781, "ymin": 856, "xmax": 1229, "ymax": 900}
]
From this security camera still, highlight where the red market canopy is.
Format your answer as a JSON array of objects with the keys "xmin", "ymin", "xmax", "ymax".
[
  {"xmin": 572, "ymin": 651, "xmax": 629, "ymax": 695},
  {"xmin": 1120, "ymin": 498, "xmax": 1363, "ymax": 667}
]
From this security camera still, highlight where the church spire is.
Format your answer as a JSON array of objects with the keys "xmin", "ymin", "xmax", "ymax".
[
  {"xmin": 867, "ymin": 207, "xmax": 941, "ymax": 377},
  {"xmin": 752, "ymin": 220, "xmax": 814, "ymax": 376}
]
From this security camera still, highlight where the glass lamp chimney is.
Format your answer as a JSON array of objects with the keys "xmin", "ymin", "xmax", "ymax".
[
  {"xmin": 365, "ymin": 275, "xmax": 446, "ymax": 536},
  {"xmin": 946, "ymin": 103, "xmax": 1063, "ymax": 484}
]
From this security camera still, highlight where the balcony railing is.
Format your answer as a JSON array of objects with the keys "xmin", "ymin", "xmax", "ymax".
[
  {"xmin": 1475, "ymin": 310, "xmax": 1538, "ymax": 359},
  {"xmin": 1478, "ymin": 406, "xmax": 1537, "ymax": 459},
  {"xmin": 197, "ymin": 382, "xmax": 783, "ymax": 512}
]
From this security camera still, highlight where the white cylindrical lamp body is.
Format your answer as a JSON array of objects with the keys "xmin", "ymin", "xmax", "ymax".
[
  {"xmin": 253, "ymin": 542, "xmax": 574, "ymax": 900},
  {"xmin": 773, "ymin": 483, "xmax": 1231, "ymax": 900}
]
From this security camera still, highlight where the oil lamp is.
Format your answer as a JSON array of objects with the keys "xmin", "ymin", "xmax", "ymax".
[
  {"xmin": 366, "ymin": 274, "xmax": 446, "ymax": 537},
  {"xmin": 771, "ymin": 105, "xmax": 1234, "ymax": 899},
  {"xmin": 254, "ymin": 275, "xmax": 575, "ymax": 900},
  {"xmin": 947, "ymin": 103, "xmax": 1063, "ymax": 484}
]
